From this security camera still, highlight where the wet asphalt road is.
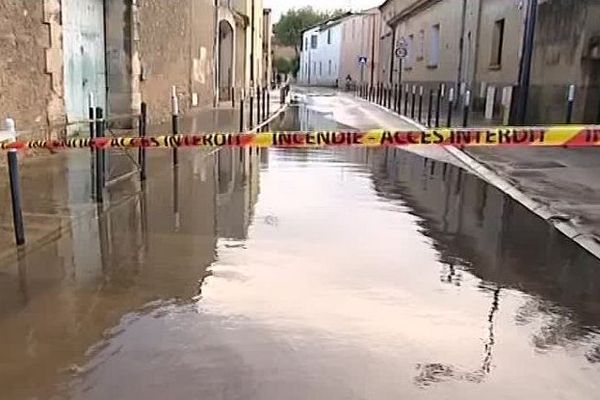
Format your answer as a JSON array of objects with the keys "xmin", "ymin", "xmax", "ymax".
[{"xmin": 1, "ymin": 98, "xmax": 600, "ymax": 399}]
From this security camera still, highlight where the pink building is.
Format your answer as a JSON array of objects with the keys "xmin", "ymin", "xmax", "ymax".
[{"xmin": 338, "ymin": 8, "xmax": 381, "ymax": 86}]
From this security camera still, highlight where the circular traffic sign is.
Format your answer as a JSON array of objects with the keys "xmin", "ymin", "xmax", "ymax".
[{"xmin": 395, "ymin": 47, "xmax": 408, "ymax": 58}]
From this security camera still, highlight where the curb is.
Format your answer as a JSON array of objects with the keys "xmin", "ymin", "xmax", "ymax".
[{"xmin": 351, "ymin": 94, "xmax": 600, "ymax": 259}]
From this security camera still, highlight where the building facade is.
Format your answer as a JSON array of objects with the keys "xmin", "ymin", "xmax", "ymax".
[
  {"xmin": 339, "ymin": 8, "xmax": 381, "ymax": 86},
  {"xmin": 376, "ymin": 0, "xmax": 600, "ymax": 124},
  {"xmin": 298, "ymin": 13, "xmax": 354, "ymax": 87},
  {"xmin": 0, "ymin": 0, "xmax": 272, "ymax": 136}
]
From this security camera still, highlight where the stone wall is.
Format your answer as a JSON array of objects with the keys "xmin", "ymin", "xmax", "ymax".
[
  {"xmin": 0, "ymin": 1, "xmax": 61, "ymax": 133},
  {"xmin": 138, "ymin": 0, "xmax": 215, "ymax": 122},
  {"xmin": 529, "ymin": 0, "xmax": 600, "ymax": 124}
]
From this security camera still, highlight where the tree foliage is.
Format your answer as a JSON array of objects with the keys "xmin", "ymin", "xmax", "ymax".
[
  {"xmin": 273, "ymin": 7, "xmax": 348, "ymax": 54},
  {"xmin": 274, "ymin": 57, "xmax": 292, "ymax": 74}
]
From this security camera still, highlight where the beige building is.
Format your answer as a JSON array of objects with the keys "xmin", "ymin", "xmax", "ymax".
[
  {"xmin": 262, "ymin": 9, "xmax": 273, "ymax": 86},
  {"xmin": 339, "ymin": 8, "xmax": 381, "ymax": 86},
  {"xmin": 0, "ymin": 0, "xmax": 272, "ymax": 135},
  {"xmin": 376, "ymin": 0, "xmax": 600, "ymax": 124},
  {"xmin": 0, "ymin": 0, "xmax": 218, "ymax": 132}
]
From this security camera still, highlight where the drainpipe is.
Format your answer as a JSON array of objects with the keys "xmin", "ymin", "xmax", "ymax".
[
  {"xmin": 250, "ymin": 0, "xmax": 255, "ymax": 85},
  {"xmin": 213, "ymin": 0, "xmax": 219, "ymax": 107},
  {"xmin": 389, "ymin": 24, "xmax": 396, "ymax": 84},
  {"xmin": 514, "ymin": 0, "xmax": 538, "ymax": 124},
  {"xmin": 456, "ymin": 0, "xmax": 467, "ymax": 94},
  {"xmin": 370, "ymin": 13, "xmax": 376, "ymax": 85}
]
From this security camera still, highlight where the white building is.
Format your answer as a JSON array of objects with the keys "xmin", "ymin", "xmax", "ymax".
[{"xmin": 299, "ymin": 14, "xmax": 353, "ymax": 87}]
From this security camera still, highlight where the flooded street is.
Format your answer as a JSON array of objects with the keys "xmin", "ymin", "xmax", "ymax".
[{"xmin": 1, "ymin": 104, "xmax": 600, "ymax": 399}]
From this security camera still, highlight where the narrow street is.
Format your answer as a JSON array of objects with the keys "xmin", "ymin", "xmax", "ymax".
[{"xmin": 1, "ymin": 90, "xmax": 600, "ymax": 399}]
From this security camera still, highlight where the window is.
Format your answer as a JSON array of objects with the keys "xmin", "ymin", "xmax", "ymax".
[
  {"xmin": 311, "ymin": 35, "xmax": 318, "ymax": 49},
  {"xmin": 428, "ymin": 24, "xmax": 440, "ymax": 68},
  {"xmin": 328, "ymin": 60, "xmax": 332, "ymax": 75},
  {"xmin": 327, "ymin": 29, "xmax": 331, "ymax": 44},
  {"xmin": 418, "ymin": 30, "xmax": 425, "ymax": 60},
  {"xmin": 490, "ymin": 19, "xmax": 505, "ymax": 68}
]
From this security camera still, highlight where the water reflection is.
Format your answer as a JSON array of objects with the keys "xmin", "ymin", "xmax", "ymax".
[
  {"xmin": 1, "ymin": 124, "xmax": 600, "ymax": 399},
  {"xmin": 0, "ymin": 147, "xmax": 262, "ymax": 400},
  {"xmin": 362, "ymin": 147, "xmax": 600, "ymax": 387}
]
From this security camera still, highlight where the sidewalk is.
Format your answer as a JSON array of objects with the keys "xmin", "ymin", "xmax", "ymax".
[
  {"xmin": 345, "ymin": 89, "xmax": 600, "ymax": 258},
  {"xmin": 0, "ymin": 89, "xmax": 287, "ymax": 264}
]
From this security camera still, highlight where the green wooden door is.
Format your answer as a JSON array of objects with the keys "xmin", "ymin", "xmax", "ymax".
[{"xmin": 63, "ymin": 0, "xmax": 106, "ymax": 125}]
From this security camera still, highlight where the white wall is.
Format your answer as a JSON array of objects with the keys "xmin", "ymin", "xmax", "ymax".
[{"xmin": 299, "ymin": 24, "xmax": 343, "ymax": 86}]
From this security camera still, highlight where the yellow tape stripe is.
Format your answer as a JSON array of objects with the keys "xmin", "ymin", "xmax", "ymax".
[{"xmin": 2, "ymin": 126, "xmax": 600, "ymax": 150}]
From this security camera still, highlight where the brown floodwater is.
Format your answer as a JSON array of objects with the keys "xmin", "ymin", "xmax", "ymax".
[{"xmin": 1, "ymin": 107, "xmax": 600, "ymax": 399}]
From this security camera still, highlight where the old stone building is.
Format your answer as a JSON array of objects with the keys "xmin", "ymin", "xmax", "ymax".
[{"xmin": 0, "ymin": 0, "xmax": 272, "ymax": 135}]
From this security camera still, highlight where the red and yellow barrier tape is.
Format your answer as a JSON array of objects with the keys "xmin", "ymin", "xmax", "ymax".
[{"xmin": 2, "ymin": 126, "xmax": 600, "ymax": 150}]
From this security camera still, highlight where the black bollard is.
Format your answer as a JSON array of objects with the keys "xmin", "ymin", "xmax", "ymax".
[
  {"xmin": 8, "ymin": 150, "xmax": 25, "ymax": 246},
  {"xmin": 427, "ymin": 89, "xmax": 434, "ymax": 127},
  {"xmin": 231, "ymin": 87, "xmax": 236, "ymax": 108},
  {"xmin": 393, "ymin": 84, "xmax": 399, "ymax": 113},
  {"xmin": 263, "ymin": 87, "xmax": 267, "ymax": 121},
  {"xmin": 171, "ymin": 87, "xmax": 179, "ymax": 167},
  {"xmin": 411, "ymin": 85, "xmax": 416, "ymax": 119},
  {"xmin": 88, "ymin": 95, "xmax": 96, "ymax": 195},
  {"xmin": 396, "ymin": 84, "xmax": 402, "ymax": 114},
  {"xmin": 418, "ymin": 86, "xmax": 424, "ymax": 123},
  {"xmin": 249, "ymin": 93, "xmax": 254, "ymax": 128},
  {"xmin": 257, "ymin": 86, "xmax": 262, "ymax": 124},
  {"xmin": 463, "ymin": 90, "xmax": 471, "ymax": 127},
  {"xmin": 139, "ymin": 102, "xmax": 147, "ymax": 182},
  {"xmin": 239, "ymin": 97, "xmax": 245, "ymax": 132},
  {"xmin": 566, "ymin": 84, "xmax": 575, "ymax": 123},
  {"xmin": 435, "ymin": 83, "xmax": 445, "ymax": 128},
  {"xmin": 267, "ymin": 90, "xmax": 271, "ymax": 119},
  {"xmin": 95, "ymin": 107, "xmax": 105, "ymax": 203},
  {"xmin": 404, "ymin": 84, "xmax": 409, "ymax": 115},
  {"xmin": 447, "ymin": 87, "xmax": 455, "ymax": 127}
]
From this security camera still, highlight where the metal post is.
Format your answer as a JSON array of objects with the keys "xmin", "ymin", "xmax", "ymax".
[
  {"xmin": 515, "ymin": 0, "xmax": 538, "ymax": 125},
  {"xmin": 262, "ymin": 86, "xmax": 267, "ymax": 121},
  {"xmin": 396, "ymin": 84, "xmax": 402, "ymax": 113},
  {"xmin": 435, "ymin": 83, "xmax": 445, "ymax": 128},
  {"xmin": 404, "ymin": 84, "xmax": 409, "ymax": 115},
  {"xmin": 463, "ymin": 90, "xmax": 471, "ymax": 127},
  {"xmin": 171, "ymin": 86, "xmax": 179, "ymax": 167},
  {"xmin": 250, "ymin": 87, "xmax": 255, "ymax": 127},
  {"xmin": 4, "ymin": 119, "xmax": 25, "ymax": 246},
  {"xmin": 88, "ymin": 93, "xmax": 96, "ymax": 147},
  {"xmin": 447, "ymin": 87, "xmax": 455, "ymax": 127},
  {"xmin": 95, "ymin": 107, "xmax": 105, "ymax": 203},
  {"xmin": 239, "ymin": 97, "xmax": 245, "ymax": 132},
  {"xmin": 566, "ymin": 84, "xmax": 575, "ymax": 123},
  {"xmin": 427, "ymin": 89, "xmax": 434, "ymax": 127},
  {"xmin": 88, "ymin": 94, "xmax": 96, "ymax": 195},
  {"xmin": 139, "ymin": 102, "xmax": 147, "ymax": 182},
  {"xmin": 411, "ymin": 85, "xmax": 416, "ymax": 119},
  {"xmin": 418, "ymin": 86, "xmax": 424, "ymax": 123},
  {"xmin": 256, "ymin": 86, "xmax": 262, "ymax": 123},
  {"xmin": 231, "ymin": 87, "xmax": 235, "ymax": 108},
  {"xmin": 266, "ymin": 90, "xmax": 271, "ymax": 119}
]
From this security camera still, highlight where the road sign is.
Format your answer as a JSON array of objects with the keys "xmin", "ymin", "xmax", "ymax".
[
  {"xmin": 395, "ymin": 47, "xmax": 408, "ymax": 58},
  {"xmin": 358, "ymin": 56, "xmax": 368, "ymax": 64}
]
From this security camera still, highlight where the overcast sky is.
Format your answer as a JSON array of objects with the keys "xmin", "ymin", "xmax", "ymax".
[{"xmin": 265, "ymin": 0, "xmax": 383, "ymax": 22}]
